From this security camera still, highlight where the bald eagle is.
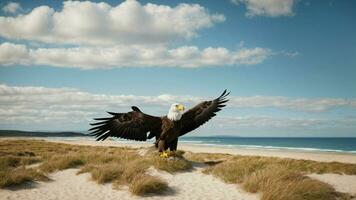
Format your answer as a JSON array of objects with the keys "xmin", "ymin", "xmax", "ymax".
[{"xmin": 89, "ymin": 90, "xmax": 229, "ymax": 157}]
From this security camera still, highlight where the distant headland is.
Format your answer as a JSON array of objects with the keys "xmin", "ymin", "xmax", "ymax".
[{"xmin": 0, "ymin": 130, "xmax": 89, "ymax": 137}]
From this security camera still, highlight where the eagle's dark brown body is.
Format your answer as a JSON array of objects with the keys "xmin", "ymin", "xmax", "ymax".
[
  {"xmin": 156, "ymin": 117, "xmax": 182, "ymax": 152},
  {"xmin": 89, "ymin": 90, "xmax": 230, "ymax": 152}
]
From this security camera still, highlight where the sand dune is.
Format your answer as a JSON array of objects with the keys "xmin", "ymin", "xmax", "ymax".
[
  {"xmin": 0, "ymin": 167, "xmax": 258, "ymax": 200},
  {"xmin": 1, "ymin": 138, "xmax": 356, "ymax": 200}
]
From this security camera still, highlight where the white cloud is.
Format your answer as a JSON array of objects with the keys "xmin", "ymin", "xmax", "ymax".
[
  {"xmin": 231, "ymin": 0, "xmax": 297, "ymax": 17},
  {"xmin": 229, "ymin": 96, "xmax": 356, "ymax": 112},
  {"xmin": 1, "ymin": 84, "xmax": 356, "ymax": 126},
  {"xmin": 0, "ymin": 1, "xmax": 296, "ymax": 69},
  {"xmin": 0, "ymin": 42, "xmax": 30, "ymax": 65},
  {"xmin": 2, "ymin": 2, "xmax": 22, "ymax": 14},
  {"xmin": 0, "ymin": 0, "xmax": 224, "ymax": 45},
  {"xmin": 0, "ymin": 42, "xmax": 272, "ymax": 68},
  {"xmin": 213, "ymin": 116, "xmax": 356, "ymax": 129}
]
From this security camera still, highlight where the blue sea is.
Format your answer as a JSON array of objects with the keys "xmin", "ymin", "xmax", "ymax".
[{"xmin": 179, "ymin": 136, "xmax": 356, "ymax": 154}]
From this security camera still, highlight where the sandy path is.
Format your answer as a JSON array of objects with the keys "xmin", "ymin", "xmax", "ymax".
[{"xmin": 0, "ymin": 168, "xmax": 258, "ymax": 200}]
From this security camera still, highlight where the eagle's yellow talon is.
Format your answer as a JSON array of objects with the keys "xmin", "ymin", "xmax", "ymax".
[{"xmin": 160, "ymin": 151, "xmax": 169, "ymax": 158}]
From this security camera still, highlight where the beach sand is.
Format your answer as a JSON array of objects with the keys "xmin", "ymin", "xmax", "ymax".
[
  {"xmin": 0, "ymin": 167, "xmax": 259, "ymax": 200},
  {"xmin": 1, "ymin": 138, "xmax": 356, "ymax": 200}
]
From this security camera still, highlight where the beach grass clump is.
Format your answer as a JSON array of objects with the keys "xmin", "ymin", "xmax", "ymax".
[
  {"xmin": 141, "ymin": 148, "xmax": 192, "ymax": 173},
  {"xmin": 0, "ymin": 155, "xmax": 41, "ymax": 171},
  {"xmin": 203, "ymin": 156, "xmax": 270, "ymax": 183},
  {"xmin": 0, "ymin": 167, "xmax": 48, "ymax": 188},
  {"xmin": 83, "ymin": 163, "xmax": 125, "ymax": 184},
  {"xmin": 151, "ymin": 156, "xmax": 192, "ymax": 173},
  {"xmin": 199, "ymin": 155, "xmax": 355, "ymax": 200},
  {"xmin": 0, "ymin": 156, "xmax": 21, "ymax": 171},
  {"xmin": 243, "ymin": 165, "xmax": 350, "ymax": 200},
  {"xmin": 39, "ymin": 154, "xmax": 85, "ymax": 173},
  {"xmin": 129, "ymin": 174, "xmax": 169, "ymax": 196},
  {"xmin": 118, "ymin": 159, "xmax": 150, "ymax": 184}
]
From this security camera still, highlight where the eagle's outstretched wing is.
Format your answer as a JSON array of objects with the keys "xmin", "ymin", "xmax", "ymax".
[
  {"xmin": 179, "ymin": 90, "xmax": 230, "ymax": 136},
  {"xmin": 89, "ymin": 106, "xmax": 161, "ymax": 141}
]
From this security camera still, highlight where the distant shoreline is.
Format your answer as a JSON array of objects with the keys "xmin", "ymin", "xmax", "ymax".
[{"xmin": 0, "ymin": 130, "xmax": 89, "ymax": 137}]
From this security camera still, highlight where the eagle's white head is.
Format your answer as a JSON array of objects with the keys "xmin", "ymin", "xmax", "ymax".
[{"xmin": 167, "ymin": 103, "xmax": 185, "ymax": 121}]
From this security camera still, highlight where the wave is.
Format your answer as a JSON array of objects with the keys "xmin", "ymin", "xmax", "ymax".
[
  {"xmin": 184, "ymin": 143, "xmax": 356, "ymax": 154},
  {"xmin": 180, "ymin": 140, "xmax": 221, "ymax": 143}
]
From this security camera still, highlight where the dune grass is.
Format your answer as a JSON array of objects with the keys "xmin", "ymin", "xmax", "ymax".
[
  {"xmin": 0, "ymin": 140, "xmax": 48, "ymax": 187},
  {"xmin": 79, "ymin": 163, "xmax": 125, "ymax": 184},
  {"xmin": 1, "ymin": 139, "xmax": 356, "ymax": 199},
  {"xmin": 151, "ymin": 156, "xmax": 192, "ymax": 173},
  {"xmin": 186, "ymin": 152, "xmax": 356, "ymax": 175},
  {"xmin": 129, "ymin": 174, "xmax": 169, "ymax": 195},
  {"xmin": 187, "ymin": 153, "xmax": 356, "ymax": 200},
  {"xmin": 243, "ymin": 165, "xmax": 348, "ymax": 200},
  {"xmin": 40, "ymin": 154, "xmax": 85, "ymax": 173},
  {"xmin": 0, "ymin": 167, "xmax": 48, "ymax": 188},
  {"xmin": 0, "ymin": 139, "xmax": 184, "ymax": 195}
]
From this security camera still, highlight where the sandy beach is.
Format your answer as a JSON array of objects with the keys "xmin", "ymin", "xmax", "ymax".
[
  {"xmin": 48, "ymin": 138, "xmax": 356, "ymax": 164},
  {"xmin": 1, "ymin": 138, "xmax": 356, "ymax": 200}
]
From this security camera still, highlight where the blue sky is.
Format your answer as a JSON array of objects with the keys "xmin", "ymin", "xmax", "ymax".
[{"xmin": 0, "ymin": 0, "xmax": 355, "ymax": 137}]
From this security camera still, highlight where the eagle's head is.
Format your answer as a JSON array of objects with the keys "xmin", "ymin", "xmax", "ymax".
[{"xmin": 167, "ymin": 103, "xmax": 185, "ymax": 121}]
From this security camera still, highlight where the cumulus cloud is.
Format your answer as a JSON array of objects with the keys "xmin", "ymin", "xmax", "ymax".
[
  {"xmin": 0, "ymin": 42, "xmax": 30, "ymax": 65},
  {"xmin": 0, "ymin": 42, "xmax": 272, "ymax": 68},
  {"xmin": 229, "ymin": 96, "xmax": 356, "ymax": 112},
  {"xmin": 1, "ymin": 84, "xmax": 356, "ymax": 125},
  {"xmin": 231, "ymin": 0, "xmax": 297, "ymax": 17},
  {"xmin": 0, "ymin": 1, "xmax": 296, "ymax": 69},
  {"xmin": 0, "ymin": 0, "xmax": 224, "ymax": 45},
  {"xmin": 2, "ymin": 2, "xmax": 22, "ymax": 14},
  {"xmin": 212, "ymin": 116, "xmax": 356, "ymax": 130}
]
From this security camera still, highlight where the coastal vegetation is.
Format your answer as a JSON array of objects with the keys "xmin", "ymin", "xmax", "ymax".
[
  {"xmin": 0, "ymin": 140, "xmax": 190, "ymax": 195},
  {"xmin": 186, "ymin": 153, "xmax": 356, "ymax": 200},
  {"xmin": 1, "ymin": 139, "xmax": 356, "ymax": 199}
]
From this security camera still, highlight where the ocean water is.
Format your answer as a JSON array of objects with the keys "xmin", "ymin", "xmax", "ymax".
[{"xmin": 179, "ymin": 136, "xmax": 356, "ymax": 153}]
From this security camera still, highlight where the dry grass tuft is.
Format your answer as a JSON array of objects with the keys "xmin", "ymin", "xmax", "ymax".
[
  {"xmin": 118, "ymin": 159, "xmax": 150, "ymax": 184},
  {"xmin": 0, "ymin": 156, "xmax": 21, "ymax": 171},
  {"xmin": 129, "ymin": 174, "xmax": 169, "ymax": 196},
  {"xmin": 0, "ymin": 155, "xmax": 40, "ymax": 171},
  {"xmin": 0, "ymin": 167, "xmax": 48, "ymax": 188},
  {"xmin": 40, "ymin": 154, "xmax": 85, "ymax": 173},
  {"xmin": 86, "ymin": 163, "xmax": 124, "ymax": 184},
  {"xmin": 204, "ymin": 157, "xmax": 269, "ymax": 183},
  {"xmin": 243, "ymin": 165, "xmax": 351, "ymax": 200},
  {"xmin": 199, "ymin": 155, "xmax": 355, "ymax": 200},
  {"xmin": 151, "ymin": 156, "xmax": 192, "ymax": 173}
]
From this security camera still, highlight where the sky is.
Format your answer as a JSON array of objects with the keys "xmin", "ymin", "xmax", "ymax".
[{"xmin": 0, "ymin": 0, "xmax": 355, "ymax": 137}]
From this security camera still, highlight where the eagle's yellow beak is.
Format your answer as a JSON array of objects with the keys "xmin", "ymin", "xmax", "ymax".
[{"xmin": 177, "ymin": 104, "xmax": 185, "ymax": 112}]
